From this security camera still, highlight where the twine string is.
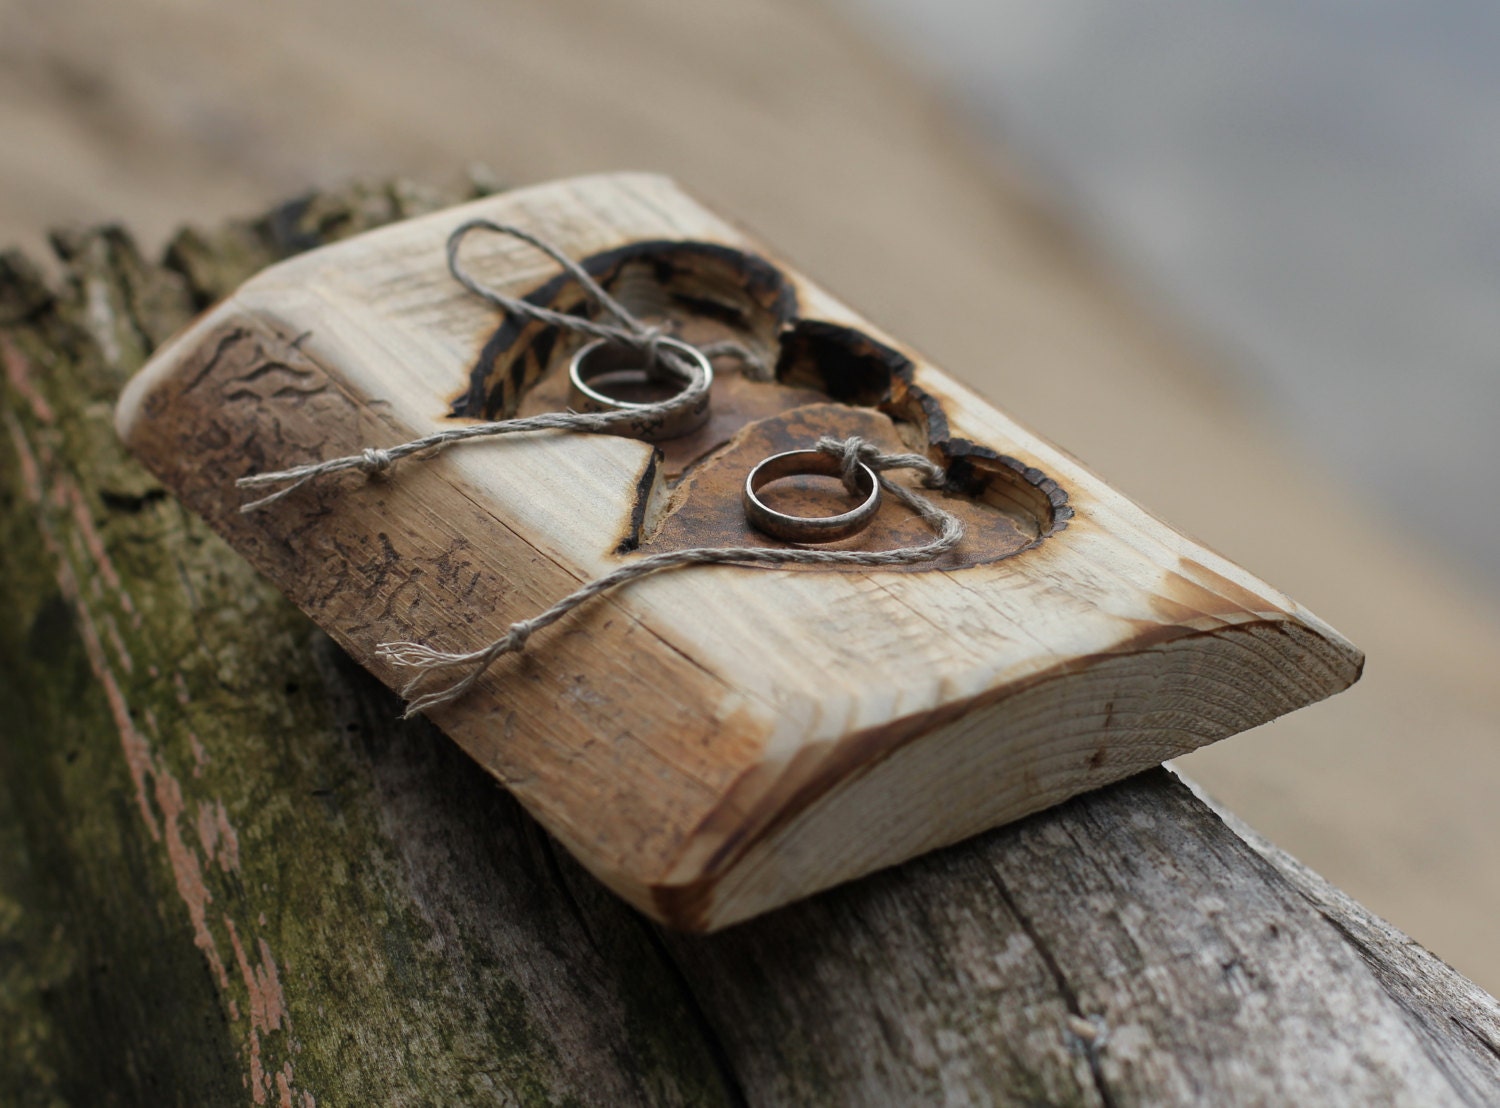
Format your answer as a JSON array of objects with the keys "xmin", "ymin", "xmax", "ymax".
[
  {"xmin": 378, "ymin": 435, "xmax": 964, "ymax": 717},
  {"xmin": 235, "ymin": 218, "xmax": 765, "ymax": 511},
  {"xmin": 233, "ymin": 220, "xmax": 963, "ymax": 716}
]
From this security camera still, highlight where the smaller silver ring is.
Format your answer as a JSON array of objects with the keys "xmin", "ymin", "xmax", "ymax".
[
  {"xmin": 567, "ymin": 336, "xmax": 713, "ymax": 442},
  {"xmin": 743, "ymin": 449, "xmax": 882, "ymax": 544}
]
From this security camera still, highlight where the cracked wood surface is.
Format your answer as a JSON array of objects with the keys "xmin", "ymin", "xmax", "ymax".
[{"xmin": 3, "ymin": 183, "xmax": 1499, "ymax": 1106}]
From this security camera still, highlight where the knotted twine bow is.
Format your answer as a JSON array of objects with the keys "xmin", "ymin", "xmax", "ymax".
[{"xmin": 234, "ymin": 221, "xmax": 965, "ymax": 716}]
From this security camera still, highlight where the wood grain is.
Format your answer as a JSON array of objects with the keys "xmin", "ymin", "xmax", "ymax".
[
  {"xmin": 2, "ymin": 179, "xmax": 1494, "ymax": 1106},
  {"xmin": 115, "ymin": 173, "xmax": 1362, "ymax": 929}
]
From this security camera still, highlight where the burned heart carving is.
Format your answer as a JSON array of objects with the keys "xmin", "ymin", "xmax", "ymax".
[{"xmin": 456, "ymin": 240, "xmax": 1071, "ymax": 572}]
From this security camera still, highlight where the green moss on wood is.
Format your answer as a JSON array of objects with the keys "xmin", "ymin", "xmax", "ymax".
[{"xmin": 0, "ymin": 183, "xmax": 735, "ymax": 1107}]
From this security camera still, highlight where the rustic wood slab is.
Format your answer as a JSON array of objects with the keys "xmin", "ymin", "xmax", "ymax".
[
  {"xmin": 2, "ymin": 181, "xmax": 1495, "ymax": 1106},
  {"xmin": 114, "ymin": 173, "xmax": 1361, "ymax": 930}
]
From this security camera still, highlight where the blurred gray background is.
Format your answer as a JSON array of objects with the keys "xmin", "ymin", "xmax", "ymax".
[{"xmin": 849, "ymin": 0, "xmax": 1500, "ymax": 593}]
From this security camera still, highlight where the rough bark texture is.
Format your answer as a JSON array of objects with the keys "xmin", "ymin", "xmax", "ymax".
[{"xmin": 2, "ymin": 180, "xmax": 1498, "ymax": 1107}]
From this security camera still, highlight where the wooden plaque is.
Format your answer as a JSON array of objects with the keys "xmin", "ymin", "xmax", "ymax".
[{"xmin": 116, "ymin": 173, "xmax": 1361, "ymax": 930}]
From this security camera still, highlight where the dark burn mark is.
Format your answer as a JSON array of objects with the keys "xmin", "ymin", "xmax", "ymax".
[
  {"xmin": 670, "ymin": 293, "xmax": 747, "ymax": 329},
  {"xmin": 528, "ymin": 330, "xmax": 557, "ymax": 391},
  {"xmin": 449, "ymin": 235, "xmax": 1072, "ymax": 560},
  {"xmin": 889, "ymin": 382, "xmax": 950, "ymax": 447},
  {"xmin": 615, "ymin": 449, "xmax": 662, "ymax": 554},
  {"xmin": 452, "ymin": 240, "xmax": 800, "ymax": 419},
  {"xmin": 764, "ymin": 325, "xmax": 1072, "ymax": 542},
  {"xmin": 775, "ymin": 320, "xmax": 904, "ymax": 406},
  {"xmin": 505, "ymin": 339, "xmax": 530, "ymax": 397},
  {"xmin": 943, "ymin": 440, "xmax": 1074, "ymax": 535}
]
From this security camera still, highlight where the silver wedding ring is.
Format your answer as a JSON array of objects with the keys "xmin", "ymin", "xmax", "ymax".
[
  {"xmin": 567, "ymin": 336, "xmax": 713, "ymax": 442},
  {"xmin": 743, "ymin": 449, "xmax": 882, "ymax": 544}
]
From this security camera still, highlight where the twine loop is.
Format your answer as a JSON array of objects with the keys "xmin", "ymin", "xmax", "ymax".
[
  {"xmin": 231, "ymin": 220, "xmax": 966, "ymax": 715},
  {"xmin": 236, "ymin": 219, "xmax": 717, "ymax": 511}
]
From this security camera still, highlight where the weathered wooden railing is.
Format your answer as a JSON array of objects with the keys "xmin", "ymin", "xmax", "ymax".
[{"xmin": 3, "ymin": 180, "xmax": 1498, "ymax": 1106}]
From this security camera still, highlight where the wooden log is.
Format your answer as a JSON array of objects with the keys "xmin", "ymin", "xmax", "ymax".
[
  {"xmin": 3, "ymin": 182, "xmax": 1498, "ymax": 1106},
  {"xmin": 113, "ymin": 173, "xmax": 1360, "ymax": 930}
]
